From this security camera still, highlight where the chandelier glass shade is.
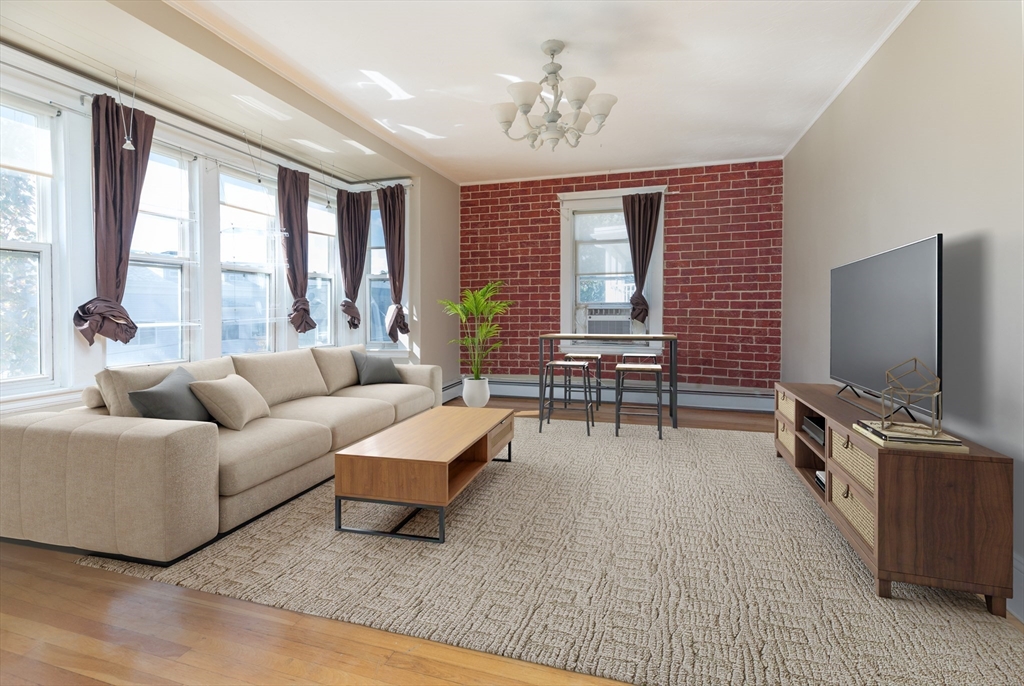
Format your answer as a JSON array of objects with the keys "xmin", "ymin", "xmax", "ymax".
[{"xmin": 490, "ymin": 40, "xmax": 617, "ymax": 151}]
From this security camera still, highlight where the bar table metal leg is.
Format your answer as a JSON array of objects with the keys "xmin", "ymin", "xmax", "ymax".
[
  {"xmin": 537, "ymin": 337, "xmax": 545, "ymax": 432},
  {"xmin": 670, "ymin": 339, "xmax": 678, "ymax": 429}
]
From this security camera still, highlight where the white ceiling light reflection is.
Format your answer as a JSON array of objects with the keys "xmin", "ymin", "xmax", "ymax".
[
  {"xmin": 374, "ymin": 118, "xmax": 398, "ymax": 133},
  {"xmin": 359, "ymin": 70, "xmax": 414, "ymax": 100},
  {"xmin": 343, "ymin": 140, "xmax": 377, "ymax": 155},
  {"xmin": 231, "ymin": 95, "xmax": 292, "ymax": 120},
  {"xmin": 399, "ymin": 125, "xmax": 445, "ymax": 140},
  {"xmin": 290, "ymin": 139, "xmax": 335, "ymax": 153}
]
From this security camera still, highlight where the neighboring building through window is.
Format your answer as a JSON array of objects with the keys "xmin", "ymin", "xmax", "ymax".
[
  {"xmin": 0, "ymin": 97, "xmax": 55, "ymax": 387},
  {"xmin": 107, "ymin": 148, "xmax": 193, "ymax": 367},
  {"xmin": 299, "ymin": 198, "xmax": 335, "ymax": 348},
  {"xmin": 220, "ymin": 173, "xmax": 277, "ymax": 355}
]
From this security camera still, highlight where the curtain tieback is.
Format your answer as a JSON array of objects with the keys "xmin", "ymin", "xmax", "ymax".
[
  {"xmin": 629, "ymin": 291, "xmax": 650, "ymax": 324},
  {"xmin": 73, "ymin": 297, "xmax": 138, "ymax": 346},
  {"xmin": 341, "ymin": 300, "xmax": 361, "ymax": 330},
  {"xmin": 385, "ymin": 303, "xmax": 410, "ymax": 343},
  {"xmin": 288, "ymin": 297, "xmax": 317, "ymax": 334}
]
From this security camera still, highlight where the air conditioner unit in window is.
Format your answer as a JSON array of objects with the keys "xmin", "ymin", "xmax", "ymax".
[{"xmin": 585, "ymin": 306, "xmax": 632, "ymax": 335}]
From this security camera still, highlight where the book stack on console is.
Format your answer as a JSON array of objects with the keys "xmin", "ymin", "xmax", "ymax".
[
  {"xmin": 814, "ymin": 470, "xmax": 826, "ymax": 492},
  {"xmin": 852, "ymin": 420, "xmax": 968, "ymax": 453}
]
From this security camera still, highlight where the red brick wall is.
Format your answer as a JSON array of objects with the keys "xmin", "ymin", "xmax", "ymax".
[{"xmin": 459, "ymin": 161, "xmax": 782, "ymax": 388}]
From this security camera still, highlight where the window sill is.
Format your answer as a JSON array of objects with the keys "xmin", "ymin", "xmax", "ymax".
[
  {"xmin": 0, "ymin": 387, "xmax": 83, "ymax": 416},
  {"xmin": 558, "ymin": 341, "xmax": 665, "ymax": 356}
]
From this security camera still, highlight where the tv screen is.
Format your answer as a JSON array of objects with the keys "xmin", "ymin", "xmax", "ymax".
[{"xmin": 830, "ymin": 235, "xmax": 942, "ymax": 400}]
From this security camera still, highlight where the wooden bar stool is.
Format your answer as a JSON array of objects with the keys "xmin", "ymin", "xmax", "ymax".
[
  {"xmin": 621, "ymin": 352, "xmax": 658, "ymax": 365},
  {"xmin": 563, "ymin": 353, "xmax": 602, "ymax": 410},
  {"xmin": 614, "ymin": 363, "xmax": 663, "ymax": 440},
  {"xmin": 540, "ymin": 360, "xmax": 596, "ymax": 435}
]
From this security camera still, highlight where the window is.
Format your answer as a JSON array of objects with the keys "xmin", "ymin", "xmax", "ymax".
[
  {"xmin": 107, "ymin": 148, "xmax": 193, "ymax": 367},
  {"xmin": 0, "ymin": 98, "xmax": 54, "ymax": 386},
  {"xmin": 575, "ymin": 211, "xmax": 636, "ymax": 309},
  {"xmin": 299, "ymin": 199, "xmax": 335, "ymax": 348},
  {"xmin": 220, "ymin": 173, "xmax": 277, "ymax": 355},
  {"xmin": 558, "ymin": 189, "xmax": 664, "ymax": 349},
  {"xmin": 366, "ymin": 208, "xmax": 401, "ymax": 349}
]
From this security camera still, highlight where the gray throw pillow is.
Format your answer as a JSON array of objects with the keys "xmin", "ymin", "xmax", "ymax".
[
  {"xmin": 351, "ymin": 351, "xmax": 403, "ymax": 385},
  {"xmin": 128, "ymin": 366, "xmax": 212, "ymax": 421}
]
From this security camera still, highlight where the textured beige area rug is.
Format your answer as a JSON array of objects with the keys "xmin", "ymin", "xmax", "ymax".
[{"xmin": 79, "ymin": 419, "xmax": 1023, "ymax": 685}]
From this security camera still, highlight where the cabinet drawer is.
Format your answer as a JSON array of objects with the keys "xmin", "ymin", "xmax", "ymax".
[
  {"xmin": 830, "ymin": 429, "xmax": 875, "ymax": 495},
  {"xmin": 487, "ymin": 417, "xmax": 513, "ymax": 458},
  {"xmin": 776, "ymin": 389, "xmax": 796, "ymax": 424},
  {"xmin": 776, "ymin": 419, "xmax": 795, "ymax": 458},
  {"xmin": 830, "ymin": 472, "xmax": 875, "ymax": 550}
]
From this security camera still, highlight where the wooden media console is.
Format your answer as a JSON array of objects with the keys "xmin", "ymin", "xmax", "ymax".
[{"xmin": 774, "ymin": 382, "xmax": 1014, "ymax": 616}]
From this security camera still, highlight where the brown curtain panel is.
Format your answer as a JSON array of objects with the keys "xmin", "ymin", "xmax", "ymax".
[
  {"xmin": 335, "ymin": 189, "xmax": 373, "ymax": 329},
  {"xmin": 73, "ymin": 94, "xmax": 156, "ymax": 345},
  {"xmin": 622, "ymin": 191, "xmax": 663, "ymax": 323},
  {"xmin": 277, "ymin": 166, "xmax": 316, "ymax": 333},
  {"xmin": 376, "ymin": 184, "xmax": 409, "ymax": 342}
]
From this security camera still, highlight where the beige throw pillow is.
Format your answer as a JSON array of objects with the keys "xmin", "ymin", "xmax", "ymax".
[{"xmin": 189, "ymin": 374, "xmax": 270, "ymax": 431}]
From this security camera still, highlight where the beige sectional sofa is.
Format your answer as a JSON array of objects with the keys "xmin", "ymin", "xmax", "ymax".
[{"xmin": 0, "ymin": 345, "xmax": 441, "ymax": 563}]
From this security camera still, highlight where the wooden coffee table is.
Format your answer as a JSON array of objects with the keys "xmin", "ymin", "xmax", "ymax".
[{"xmin": 334, "ymin": 406, "xmax": 514, "ymax": 543}]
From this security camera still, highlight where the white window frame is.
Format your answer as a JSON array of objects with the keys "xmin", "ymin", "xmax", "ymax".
[
  {"xmin": 0, "ymin": 92, "xmax": 61, "ymax": 394},
  {"xmin": 363, "ymin": 201, "xmax": 407, "ymax": 352},
  {"xmin": 558, "ymin": 186, "xmax": 666, "ymax": 354},
  {"xmin": 300, "ymin": 195, "xmax": 337, "ymax": 349},
  {"xmin": 106, "ymin": 144, "xmax": 197, "ymax": 368},
  {"xmin": 218, "ymin": 170, "xmax": 280, "ymax": 355}
]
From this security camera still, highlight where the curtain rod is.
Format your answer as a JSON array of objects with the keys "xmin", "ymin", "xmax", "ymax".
[{"xmin": 2, "ymin": 56, "xmax": 413, "ymax": 189}]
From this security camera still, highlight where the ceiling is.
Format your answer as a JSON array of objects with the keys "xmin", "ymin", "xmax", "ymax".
[
  {"xmin": 0, "ymin": 0, "xmax": 414, "ymax": 184},
  {"xmin": 171, "ymin": 0, "xmax": 916, "ymax": 184},
  {"xmin": 0, "ymin": 1, "xmax": 917, "ymax": 186}
]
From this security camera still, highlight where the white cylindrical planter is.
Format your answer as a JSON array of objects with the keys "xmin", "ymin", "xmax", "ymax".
[{"xmin": 462, "ymin": 378, "xmax": 490, "ymax": 407}]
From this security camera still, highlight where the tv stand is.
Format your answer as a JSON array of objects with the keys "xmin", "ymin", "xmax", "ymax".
[
  {"xmin": 835, "ymin": 383, "xmax": 916, "ymax": 421},
  {"xmin": 775, "ymin": 382, "xmax": 1013, "ymax": 616}
]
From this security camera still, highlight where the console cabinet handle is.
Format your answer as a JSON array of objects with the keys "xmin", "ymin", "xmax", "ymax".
[
  {"xmin": 842, "ymin": 484, "xmax": 851, "ymax": 499},
  {"xmin": 843, "ymin": 436, "xmax": 851, "ymax": 449}
]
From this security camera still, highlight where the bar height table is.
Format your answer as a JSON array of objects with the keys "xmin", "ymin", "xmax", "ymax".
[{"xmin": 537, "ymin": 333, "xmax": 679, "ymax": 430}]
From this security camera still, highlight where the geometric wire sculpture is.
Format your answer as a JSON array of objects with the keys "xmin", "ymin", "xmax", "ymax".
[{"xmin": 881, "ymin": 357, "xmax": 942, "ymax": 436}]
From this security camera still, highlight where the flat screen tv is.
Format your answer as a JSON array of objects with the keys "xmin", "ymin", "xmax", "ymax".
[{"xmin": 830, "ymin": 235, "xmax": 942, "ymax": 405}]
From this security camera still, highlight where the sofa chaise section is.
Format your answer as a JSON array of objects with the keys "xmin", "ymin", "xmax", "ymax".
[{"xmin": 0, "ymin": 412, "xmax": 219, "ymax": 562}]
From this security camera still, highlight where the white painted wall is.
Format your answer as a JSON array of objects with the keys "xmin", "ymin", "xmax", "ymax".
[{"xmin": 782, "ymin": 0, "xmax": 1023, "ymax": 619}]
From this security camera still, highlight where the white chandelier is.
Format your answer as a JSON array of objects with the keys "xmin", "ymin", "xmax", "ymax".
[{"xmin": 490, "ymin": 40, "xmax": 617, "ymax": 151}]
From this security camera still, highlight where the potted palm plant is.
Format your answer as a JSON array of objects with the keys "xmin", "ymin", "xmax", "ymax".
[{"xmin": 439, "ymin": 281, "xmax": 511, "ymax": 407}]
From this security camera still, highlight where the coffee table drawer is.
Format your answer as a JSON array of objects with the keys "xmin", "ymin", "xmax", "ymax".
[{"xmin": 487, "ymin": 416, "xmax": 513, "ymax": 458}]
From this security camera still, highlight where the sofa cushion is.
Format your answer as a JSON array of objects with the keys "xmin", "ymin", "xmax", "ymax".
[
  {"xmin": 189, "ymin": 375, "xmax": 270, "ymax": 431},
  {"xmin": 269, "ymin": 396, "xmax": 395, "ymax": 451},
  {"xmin": 310, "ymin": 344, "xmax": 365, "ymax": 394},
  {"xmin": 128, "ymin": 367, "xmax": 212, "ymax": 422},
  {"xmin": 331, "ymin": 384, "xmax": 435, "ymax": 423},
  {"xmin": 351, "ymin": 350, "xmax": 403, "ymax": 385},
  {"xmin": 217, "ymin": 418, "xmax": 331, "ymax": 496},
  {"xmin": 96, "ymin": 357, "xmax": 235, "ymax": 417},
  {"xmin": 81, "ymin": 385, "xmax": 105, "ymax": 409},
  {"xmin": 232, "ymin": 349, "xmax": 328, "ymax": 407}
]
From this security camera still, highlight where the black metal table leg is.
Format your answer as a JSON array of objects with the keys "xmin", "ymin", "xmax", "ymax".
[
  {"xmin": 670, "ymin": 338, "xmax": 678, "ymax": 428},
  {"xmin": 538, "ymin": 337, "xmax": 545, "ymax": 432},
  {"xmin": 335, "ymin": 496, "xmax": 446, "ymax": 543},
  {"xmin": 492, "ymin": 440, "xmax": 512, "ymax": 462}
]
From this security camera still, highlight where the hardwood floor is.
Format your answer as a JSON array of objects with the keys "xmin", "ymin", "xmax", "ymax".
[
  {"xmin": 0, "ymin": 543, "xmax": 622, "ymax": 685},
  {"xmin": 447, "ymin": 395, "xmax": 776, "ymax": 433}
]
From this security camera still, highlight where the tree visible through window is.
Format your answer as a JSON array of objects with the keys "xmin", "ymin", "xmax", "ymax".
[{"xmin": 0, "ymin": 101, "xmax": 53, "ymax": 383}]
